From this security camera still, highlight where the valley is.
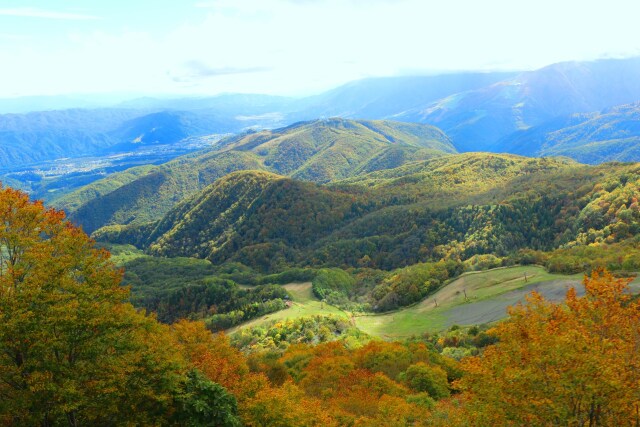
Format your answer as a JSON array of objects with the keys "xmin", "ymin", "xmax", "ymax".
[{"xmin": 2, "ymin": 133, "xmax": 227, "ymax": 201}]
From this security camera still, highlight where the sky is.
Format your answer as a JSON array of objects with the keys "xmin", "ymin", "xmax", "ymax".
[{"xmin": 0, "ymin": 0, "xmax": 639, "ymax": 98}]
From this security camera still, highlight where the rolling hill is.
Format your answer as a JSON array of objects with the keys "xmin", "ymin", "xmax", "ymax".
[
  {"xmin": 60, "ymin": 119, "xmax": 456, "ymax": 233},
  {"xmin": 64, "ymin": 150, "xmax": 265, "ymax": 233},
  {"xmin": 216, "ymin": 118, "xmax": 456, "ymax": 182},
  {"xmin": 93, "ymin": 153, "xmax": 640, "ymax": 272}
]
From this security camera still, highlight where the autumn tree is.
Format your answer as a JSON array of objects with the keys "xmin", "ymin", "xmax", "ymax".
[
  {"xmin": 241, "ymin": 381, "xmax": 337, "ymax": 427},
  {"xmin": 458, "ymin": 268, "xmax": 640, "ymax": 425},
  {"xmin": 0, "ymin": 187, "xmax": 240, "ymax": 425}
]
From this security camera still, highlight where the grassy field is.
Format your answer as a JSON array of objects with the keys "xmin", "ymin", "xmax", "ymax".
[
  {"xmin": 102, "ymin": 248, "xmax": 638, "ymax": 340},
  {"xmin": 355, "ymin": 267, "xmax": 640, "ymax": 338},
  {"xmin": 229, "ymin": 266, "xmax": 640, "ymax": 339},
  {"xmin": 228, "ymin": 266, "xmax": 576, "ymax": 337},
  {"xmin": 354, "ymin": 266, "xmax": 582, "ymax": 338},
  {"xmin": 226, "ymin": 283, "xmax": 350, "ymax": 334},
  {"xmin": 102, "ymin": 243, "xmax": 149, "ymax": 265}
]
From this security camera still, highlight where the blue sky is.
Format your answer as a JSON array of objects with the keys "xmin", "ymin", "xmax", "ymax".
[{"xmin": 0, "ymin": 0, "xmax": 639, "ymax": 97}]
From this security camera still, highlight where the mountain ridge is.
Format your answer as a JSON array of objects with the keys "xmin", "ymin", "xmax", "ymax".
[
  {"xmin": 494, "ymin": 102, "xmax": 640, "ymax": 163},
  {"xmin": 395, "ymin": 57, "xmax": 640, "ymax": 152},
  {"xmin": 62, "ymin": 118, "xmax": 455, "ymax": 233},
  {"xmin": 94, "ymin": 154, "xmax": 640, "ymax": 272}
]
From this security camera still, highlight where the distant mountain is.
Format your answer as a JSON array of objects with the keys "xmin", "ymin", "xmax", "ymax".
[
  {"xmin": 0, "ymin": 105, "xmax": 286, "ymax": 173},
  {"xmin": 0, "ymin": 91, "xmax": 299, "ymax": 175},
  {"xmin": 494, "ymin": 103, "xmax": 640, "ymax": 163},
  {"xmin": 117, "ymin": 93, "xmax": 294, "ymax": 115},
  {"xmin": 0, "ymin": 109, "xmax": 136, "ymax": 169},
  {"xmin": 59, "ymin": 119, "xmax": 455, "ymax": 233},
  {"xmin": 4, "ymin": 56, "xmax": 640, "ymax": 186},
  {"xmin": 293, "ymin": 72, "xmax": 517, "ymax": 121},
  {"xmin": 0, "ymin": 94, "xmax": 129, "ymax": 114},
  {"xmin": 397, "ymin": 57, "xmax": 640, "ymax": 152},
  {"xmin": 5, "ymin": 57, "xmax": 640, "ymax": 176},
  {"xmin": 109, "ymin": 110, "xmax": 239, "ymax": 150}
]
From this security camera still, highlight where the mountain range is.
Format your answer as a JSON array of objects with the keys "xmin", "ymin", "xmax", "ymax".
[
  {"xmin": 396, "ymin": 57, "xmax": 640, "ymax": 151},
  {"xmin": 2, "ymin": 56, "xmax": 640, "ymax": 253},
  {"xmin": 40, "ymin": 113, "xmax": 636, "ymax": 276},
  {"xmin": 3, "ymin": 57, "xmax": 640, "ymax": 182}
]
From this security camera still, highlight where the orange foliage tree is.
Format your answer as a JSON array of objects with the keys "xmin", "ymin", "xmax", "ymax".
[{"xmin": 458, "ymin": 269, "xmax": 640, "ymax": 425}]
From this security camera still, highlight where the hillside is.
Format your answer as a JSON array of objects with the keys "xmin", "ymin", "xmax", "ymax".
[
  {"xmin": 331, "ymin": 152, "xmax": 578, "ymax": 203},
  {"xmin": 66, "ymin": 150, "xmax": 264, "ymax": 233},
  {"xmin": 94, "ymin": 170, "xmax": 367, "ymax": 271},
  {"xmin": 396, "ymin": 57, "xmax": 640, "ymax": 152},
  {"xmin": 217, "ymin": 118, "xmax": 456, "ymax": 182},
  {"xmin": 320, "ymin": 158, "xmax": 640, "ymax": 269},
  {"xmin": 95, "ymin": 154, "xmax": 640, "ymax": 272},
  {"xmin": 61, "ymin": 119, "xmax": 455, "ymax": 233},
  {"xmin": 494, "ymin": 102, "xmax": 640, "ymax": 163}
]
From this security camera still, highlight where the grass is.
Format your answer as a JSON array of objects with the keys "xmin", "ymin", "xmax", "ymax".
[
  {"xmin": 227, "ymin": 282, "xmax": 350, "ymax": 334},
  {"xmin": 230, "ymin": 266, "xmax": 599, "ymax": 339},
  {"xmin": 102, "ymin": 243, "xmax": 149, "ymax": 265},
  {"xmin": 354, "ymin": 266, "xmax": 582, "ymax": 338},
  {"xmin": 103, "ymin": 250, "xmax": 639, "ymax": 340}
]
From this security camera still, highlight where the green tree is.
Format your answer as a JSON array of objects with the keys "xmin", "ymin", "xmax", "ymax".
[
  {"xmin": 401, "ymin": 362, "xmax": 450, "ymax": 400},
  {"xmin": 171, "ymin": 369, "xmax": 241, "ymax": 427}
]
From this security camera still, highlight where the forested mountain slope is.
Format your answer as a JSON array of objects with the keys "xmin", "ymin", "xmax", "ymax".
[
  {"xmin": 61, "ymin": 119, "xmax": 455, "ymax": 233},
  {"xmin": 94, "ymin": 154, "xmax": 640, "ymax": 272}
]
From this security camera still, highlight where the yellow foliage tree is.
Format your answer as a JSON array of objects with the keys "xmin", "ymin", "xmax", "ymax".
[
  {"xmin": 0, "ymin": 188, "xmax": 184, "ymax": 425},
  {"xmin": 458, "ymin": 269, "xmax": 640, "ymax": 425}
]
